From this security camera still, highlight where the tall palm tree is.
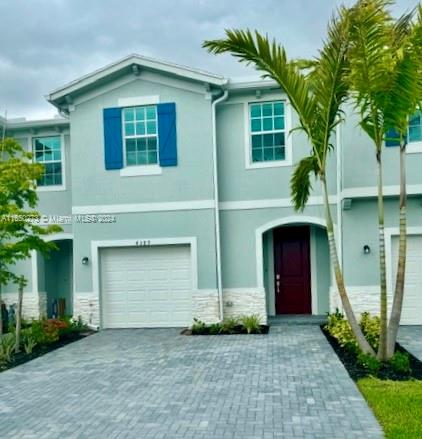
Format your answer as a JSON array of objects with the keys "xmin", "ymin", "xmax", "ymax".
[
  {"xmin": 203, "ymin": 7, "xmax": 375, "ymax": 355},
  {"xmin": 347, "ymin": 0, "xmax": 422, "ymax": 360},
  {"xmin": 385, "ymin": 5, "xmax": 422, "ymax": 358}
]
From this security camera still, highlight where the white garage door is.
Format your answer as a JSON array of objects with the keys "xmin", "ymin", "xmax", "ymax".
[
  {"xmin": 100, "ymin": 245, "xmax": 192, "ymax": 328},
  {"xmin": 391, "ymin": 235, "xmax": 422, "ymax": 325}
]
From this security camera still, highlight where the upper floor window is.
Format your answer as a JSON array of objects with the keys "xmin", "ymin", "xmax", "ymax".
[
  {"xmin": 123, "ymin": 105, "xmax": 158, "ymax": 166},
  {"xmin": 33, "ymin": 136, "xmax": 63, "ymax": 186},
  {"xmin": 408, "ymin": 110, "xmax": 422, "ymax": 143},
  {"xmin": 249, "ymin": 101, "xmax": 285, "ymax": 163}
]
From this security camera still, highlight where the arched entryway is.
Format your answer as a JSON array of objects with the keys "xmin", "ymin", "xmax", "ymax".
[
  {"xmin": 256, "ymin": 216, "xmax": 331, "ymax": 317},
  {"xmin": 38, "ymin": 237, "xmax": 73, "ymax": 318}
]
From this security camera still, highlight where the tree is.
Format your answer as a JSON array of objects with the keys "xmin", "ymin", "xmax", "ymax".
[
  {"xmin": 347, "ymin": 0, "xmax": 422, "ymax": 360},
  {"xmin": 203, "ymin": 8, "xmax": 375, "ymax": 355},
  {"xmin": 0, "ymin": 138, "xmax": 60, "ymax": 348}
]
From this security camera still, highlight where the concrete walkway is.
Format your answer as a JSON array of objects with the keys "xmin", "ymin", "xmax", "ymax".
[
  {"xmin": 0, "ymin": 326, "xmax": 382, "ymax": 439},
  {"xmin": 399, "ymin": 326, "xmax": 422, "ymax": 360}
]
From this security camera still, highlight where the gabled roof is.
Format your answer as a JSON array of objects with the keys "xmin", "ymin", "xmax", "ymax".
[{"xmin": 47, "ymin": 54, "xmax": 227, "ymax": 108}]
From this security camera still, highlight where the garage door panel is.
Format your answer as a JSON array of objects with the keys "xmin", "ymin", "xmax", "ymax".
[
  {"xmin": 392, "ymin": 235, "xmax": 422, "ymax": 325},
  {"xmin": 100, "ymin": 245, "xmax": 192, "ymax": 328}
]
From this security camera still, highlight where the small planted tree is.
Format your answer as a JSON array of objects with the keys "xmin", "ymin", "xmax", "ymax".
[
  {"xmin": 0, "ymin": 138, "xmax": 60, "ymax": 350},
  {"xmin": 204, "ymin": 7, "xmax": 375, "ymax": 355}
]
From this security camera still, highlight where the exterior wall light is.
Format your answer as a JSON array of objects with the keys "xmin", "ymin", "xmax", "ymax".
[
  {"xmin": 363, "ymin": 245, "xmax": 371, "ymax": 255},
  {"xmin": 82, "ymin": 257, "xmax": 89, "ymax": 265}
]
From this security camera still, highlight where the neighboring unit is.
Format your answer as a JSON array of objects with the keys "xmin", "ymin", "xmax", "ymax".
[{"xmin": 2, "ymin": 54, "xmax": 422, "ymax": 327}]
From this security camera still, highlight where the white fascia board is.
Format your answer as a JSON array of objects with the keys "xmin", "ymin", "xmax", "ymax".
[
  {"xmin": 7, "ymin": 118, "xmax": 69, "ymax": 130},
  {"xmin": 47, "ymin": 54, "xmax": 227, "ymax": 103}
]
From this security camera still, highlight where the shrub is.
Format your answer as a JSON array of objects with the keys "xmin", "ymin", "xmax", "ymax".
[
  {"xmin": 0, "ymin": 334, "xmax": 16, "ymax": 364},
  {"xmin": 30, "ymin": 318, "xmax": 69, "ymax": 345},
  {"xmin": 389, "ymin": 351, "xmax": 411, "ymax": 374},
  {"xmin": 360, "ymin": 312, "xmax": 380, "ymax": 350},
  {"xmin": 325, "ymin": 313, "xmax": 358, "ymax": 353},
  {"xmin": 357, "ymin": 352, "xmax": 381, "ymax": 375},
  {"xmin": 209, "ymin": 323, "xmax": 222, "ymax": 335},
  {"xmin": 221, "ymin": 317, "xmax": 238, "ymax": 334},
  {"xmin": 191, "ymin": 318, "xmax": 207, "ymax": 335},
  {"xmin": 239, "ymin": 314, "xmax": 261, "ymax": 334}
]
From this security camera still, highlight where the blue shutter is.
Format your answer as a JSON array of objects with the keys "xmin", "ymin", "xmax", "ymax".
[
  {"xmin": 385, "ymin": 128, "xmax": 401, "ymax": 147},
  {"xmin": 103, "ymin": 107, "xmax": 123, "ymax": 169},
  {"xmin": 157, "ymin": 103, "xmax": 177, "ymax": 166}
]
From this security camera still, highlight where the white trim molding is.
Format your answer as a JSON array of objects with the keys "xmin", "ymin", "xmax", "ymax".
[
  {"xmin": 72, "ymin": 199, "xmax": 215, "ymax": 215},
  {"xmin": 220, "ymin": 195, "xmax": 337, "ymax": 211},
  {"xmin": 407, "ymin": 141, "xmax": 422, "ymax": 154},
  {"xmin": 90, "ymin": 237, "xmax": 198, "ymax": 329},
  {"xmin": 342, "ymin": 184, "xmax": 422, "ymax": 199}
]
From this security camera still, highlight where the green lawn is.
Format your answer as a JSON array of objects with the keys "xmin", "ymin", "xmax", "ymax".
[{"xmin": 358, "ymin": 378, "xmax": 422, "ymax": 438}]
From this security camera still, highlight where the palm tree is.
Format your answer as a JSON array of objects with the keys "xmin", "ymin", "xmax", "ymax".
[
  {"xmin": 385, "ymin": 5, "xmax": 422, "ymax": 358},
  {"xmin": 203, "ymin": 7, "xmax": 375, "ymax": 355},
  {"xmin": 347, "ymin": 0, "xmax": 422, "ymax": 360}
]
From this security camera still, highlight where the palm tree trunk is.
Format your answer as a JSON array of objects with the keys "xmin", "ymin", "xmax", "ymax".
[
  {"xmin": 14, "ymin": 282, "xmax": 23, "ymax": 353},
  {"xmin": 376, "ymin": 150, "xmax": 388, "ymax": 361},
  {"xmin": 387, "ymin": 141, "xmax": 407, "ymax": 358},
  {"xmin": 321, "ymin": 175, "xmax": 375, "ymax": 356}
]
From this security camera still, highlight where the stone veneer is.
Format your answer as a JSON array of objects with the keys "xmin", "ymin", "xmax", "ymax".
[
  {"xmin": 223, "ymin": 288, "xmax": 267, "ymax": 323},
  {"xmin": 192, "ymin": 290, "xmax": 219, "ymax": 323},
  {"xmin": 1, "ymin": 292, "xmax": 45, "ymax": 319},
  {"xmin": 73, "ymin": 293, "xmax": 100, "ymax": 327},
  {"xmin": 330, "ymin": 286, "xmax": 392, "ymax": 316}
]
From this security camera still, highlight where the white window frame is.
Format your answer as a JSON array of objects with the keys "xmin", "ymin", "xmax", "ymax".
[
  {"xmin": 407, "ymin": 110, "xmax": 422, "ymax": 154},
  {"xmin": 32, "ymin": 133, "xmax": 66, "ymax": 192},
  {"xmin": 244, "ymin": 97, "xmax": 292, "ymax": 170},
  {"xmin": 119, "ymin": 96, "xmax": 162, "ymax": 177}
]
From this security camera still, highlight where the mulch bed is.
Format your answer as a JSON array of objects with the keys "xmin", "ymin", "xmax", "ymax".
[
  {"xmin": 321, "ymin": 325, "xmax": 422, "ymax": 381},
  {"xmin": 181, "ymin": 324, "xmax": 269, "ymax": 336},
  {"xmin": 0, "ymin": 331, "xmax": 95, "ymax": 373}
]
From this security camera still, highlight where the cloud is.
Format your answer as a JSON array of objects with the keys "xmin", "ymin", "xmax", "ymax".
[{"xmin": 0, "ymin": 0, "xmax": 417, "ymax": 119}]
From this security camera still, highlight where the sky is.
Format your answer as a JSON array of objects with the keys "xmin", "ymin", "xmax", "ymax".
[{"xmin": 0, "ymin": 0, "xmax": 418, "ymax": 120}]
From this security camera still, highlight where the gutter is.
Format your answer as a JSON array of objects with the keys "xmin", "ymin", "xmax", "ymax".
[{"xmin": 211, "ymin": 89, "xmax": 229, "ymax": 321}]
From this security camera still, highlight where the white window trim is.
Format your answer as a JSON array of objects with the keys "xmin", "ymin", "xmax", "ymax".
[
  {"xmin": 120, "ymin": 164, "xmax": 162, "ymax": 177},
  {"xmin": 407, "ymin": 140, "xmax": 422, "ymax": 154},
  {"xmin": 118, "ymin": 95, "xmax": 159, "ymax": 107},
  {"xmin": 32, "ymin": 133, "xmax": 66, "ymax": 192},
  {"xmin": 244, "ymin": 99, "xmax": 292, "ymax": 170},
  {"xmin": 121, "ymin": 104, "xmax": 161, "ymax": 173}
]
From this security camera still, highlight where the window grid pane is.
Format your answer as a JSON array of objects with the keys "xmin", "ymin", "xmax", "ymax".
[
  {"xmin": 124, "ymin": 105, "xmax": 158, "ymax": 166},
  {"xmin": 408, "ymin": 110, "xmax": 422, "ymax": 143},
  {"xmin": 249, "ymin": 101, "xmax": 285, "ymax": 163},
  {"xmin": 32, "ymin": 136, "xmax": 63, "ymax": 186}
]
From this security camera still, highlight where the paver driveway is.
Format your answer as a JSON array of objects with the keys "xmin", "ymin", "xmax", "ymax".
[
  {"xmin": 0, "ymin": 326, "xmax": 382, "ymax": 439},
  {"xmin": 399, "ymin": 326, "xmax": 422, "ymax": 360}
]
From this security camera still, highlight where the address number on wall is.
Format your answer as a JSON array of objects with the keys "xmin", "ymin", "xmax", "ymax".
[{"xmin": 135, "ymin": 240, "xmax": 152, "ymax": 247}]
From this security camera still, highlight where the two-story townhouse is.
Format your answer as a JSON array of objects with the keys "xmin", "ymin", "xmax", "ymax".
[{"xmin": 2, "ymin": 54, "xmax": 422, "ymax": 328}]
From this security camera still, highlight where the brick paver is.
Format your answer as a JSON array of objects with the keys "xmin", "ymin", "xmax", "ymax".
[
  {"xmin": 0, "ymin": 326, "xmax": 382, "ymax": 438},
  {"xmin": 399, "ymin": 326, "xmax": 422, "ymax": 360}
]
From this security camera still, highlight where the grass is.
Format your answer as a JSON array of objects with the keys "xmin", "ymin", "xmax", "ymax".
[{"xmin": 358, "ymin": 378, "xmax": 422, "ymax": 438}]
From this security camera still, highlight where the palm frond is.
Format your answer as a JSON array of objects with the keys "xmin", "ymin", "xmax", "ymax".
[
  {"xmin": 203, "ymin": 30, "xmax": 319, "ymax": 144},
  {"xmin": 290, "ymin": 156, "xmax": 319, "ymax": 211}
]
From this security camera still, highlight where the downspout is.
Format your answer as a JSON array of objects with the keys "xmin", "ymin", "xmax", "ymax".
[{"xmin": 211, "ymin": 89, "xmax": 228, "ymax": 321}]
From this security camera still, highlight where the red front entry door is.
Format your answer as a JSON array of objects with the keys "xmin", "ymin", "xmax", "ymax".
[{"xmin": 274, "ymin": 226, "xmax": 311, "ymax": 314}]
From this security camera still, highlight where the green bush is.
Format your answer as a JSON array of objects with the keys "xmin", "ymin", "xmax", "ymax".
[
  {"xmin": 239, "ymin": 314, "xmax": 261, "ymax": 334},
  {"xmin": 357, "ymin": 352, "xmax": 381, "ymax": 375},
  {"xmin": 0, "ymin": 334, "xmax": 16, "ymax": 364},
  {"xmin": 389, "ymin": 351, "xmax": 411, "ymax": 374},
  {"xmin": 191, "ymin": 318, "xmax": 207, "ymax": 334},
  {"xmin": 360, "ymin": 312, "xmax": 380, "ymax": 350},
  {"xmin": 325, "ymin": 313, "xmax": 358, "ymax": 352},
  {"xmin": 221, "ymin": 317, "xmax": 238, "ymax": 334},
  {"xmin": 209, "ymin": 323, "xmax": 222, "ymax": 335}
]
